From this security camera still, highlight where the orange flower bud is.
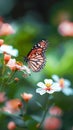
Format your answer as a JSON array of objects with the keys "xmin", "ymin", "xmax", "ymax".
[
  {"xmin": 3, "ymin": 99, "xmax": 22, "ymax": 113},
  {"xmin": 4, "ymin": 54, "xmax": 11, "ymax": 64},
  {"xmin": 0, "ymin": 92, "xmax": 7, "ymax": 103},
  {"xmin": 14, "ymin": 77, "xmax": 19, "ymax": 81},
  {"xmin": 0, "ymin": 23, "xmax": 15, "ymax": 36},
  {"xmin": 7, "ymin": 121, "xmax": 16, "ymax": 130},
  {"xmin": 49, "ymin": 106, "xmax": 63, "ymax": 116},
  {"xmin": 44, "ymin": 117, "xmax": 62, "ymax": 130},
  {"xmin": 58, "ymin": 20, "xmax": 73, "ymax": 36},
  {"xmin": 0, "ymin": 39, "xmax": 4, "ymax": 46},
  {"xmin": 59, "ymin": 78, "xmax": 64, "ymax": 88},
  {"xmin": 21, "ymin": 93, "xmax": 33, "ymax": 102}
]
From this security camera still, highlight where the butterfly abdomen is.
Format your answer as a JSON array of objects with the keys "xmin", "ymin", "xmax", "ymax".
[{"xmin": 24, "ymin": 56, "xmax": 28, "ymax": 62}]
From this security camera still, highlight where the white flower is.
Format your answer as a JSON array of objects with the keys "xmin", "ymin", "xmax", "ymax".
[
  {"xmin": 36, "ymin": 79, "xmax": 61, "ymax": 95},
  {"xmin": 20, "ymin": 65, "xmax": 31, "ymax": 75},
  {"xmin": 52, "ymin": 75, "xmax": 73, "ymax": 96},
  {"xmin": 0, "ymin": 44, "xmax": 18, "ymax": 57},
  {"xmin": 6, "ymin": 59, "xmax": 16, "ymax": 70}
]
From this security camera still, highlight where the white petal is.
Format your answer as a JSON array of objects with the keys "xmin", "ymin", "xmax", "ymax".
[
  {"xmin": 52, "ymin": 75, "xmax": 59, "ymax": 82},
  {"xmin": 64, "ymin": 79, "xmax": 71, "ymax": 87},
  {"xmin": 7, "ymin": 59, "xmax": 16, "ymax": 64},
  {"xmin": 0, "ymin": 45, "xmax": 18, "ymax": 57},
  {"xmin": 0, "ymin": 49, "xmax": 3, "ymax": 53},
  {"xmin": 37, "ymin": 82, "xmax": 46, "ymax": 88},
  {"xmin": 21, "ymin": 66, "xmax": 31, "ymax": 74},
  {"xmin": 1, "ymin": 45, "xmax": 12, "ymax": 51},
  {"xmin": 62, "ymin": 88, "xmax": 73, "ymax": 96},
  {"xmin": 36, "ymin": 88, "xmax": 46, "ymax": 95},
  {"xmin": 52, "ymin": 83, "xmax": 61, "ymax": 92},
  {"xmin": 7, "ymin": 59, "xmax": 16, "ymax": 67},
  {"xmin": 44, "ymin": 79, "xmax": 53, "ymax": 85},
  {"xmin": 10, "ymin": 49, "xmax": 18, "ymax": 57}
]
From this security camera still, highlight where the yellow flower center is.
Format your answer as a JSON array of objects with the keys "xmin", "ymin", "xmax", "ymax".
[
  {"xmin": 16, "ymin": 61, "xmax": 23, "ymax": 66},
  {"xmin": 59, "ymin": 78, "xmax": 64, "ymax": 88},
  {"xmin": 45, "ymin": 83, "xmax": 52, "ymax": 91}
]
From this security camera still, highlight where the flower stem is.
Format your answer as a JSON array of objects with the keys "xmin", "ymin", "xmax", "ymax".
[
  {"xmin": 5, "ymin": 70, "xmax": 17, "ymax": 85},
  {"xmin": 1, "ymin": 70, "xmax": 17, "ymax": 91},
  {"xmin": 38, "ymin": 95, "xmax": 49, "ymax": 128},
  {"xmin": 0, "ymin": 62, "xmax": 6, "ymax": 91}
]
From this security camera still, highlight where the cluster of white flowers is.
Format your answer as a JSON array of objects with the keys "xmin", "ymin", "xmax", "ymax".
[
  {"xmin": 0, "ymin": 40, "xmax": 31, "ymax": 75},
  {"xmin": 36, "ymin": 75, "xmax": 73, "ymax": 96},
  {"xmin": 0, "ymin": 44, "xmax": 18, "ymax": 57}
]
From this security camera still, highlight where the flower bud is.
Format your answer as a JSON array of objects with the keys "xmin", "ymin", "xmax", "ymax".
[{"xmin": 7, "ymin": 121, "xmax": 16, "ymax": 130}]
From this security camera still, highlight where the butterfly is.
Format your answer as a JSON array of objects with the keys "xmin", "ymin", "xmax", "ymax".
[{"xmin": 24, "ymin": 40, "xmax": 48, "ymax": 72}]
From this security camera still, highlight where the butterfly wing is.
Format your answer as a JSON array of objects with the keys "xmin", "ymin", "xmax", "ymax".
[
  {"xmin": 24, "ymin": 40, "xmax": 48, "ymax": 72},
  {"xmin": 27, "ymin": 49, "xmax": 46, "ymax": 72},
  {"xmin": 36, "ymin": 40, "xmax": 48, "ymax": 51}
]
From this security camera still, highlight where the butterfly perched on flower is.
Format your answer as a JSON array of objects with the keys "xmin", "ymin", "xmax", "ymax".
[{"xmin": 24, "ymin": 40, "xmax": 48, "ymax": 72}]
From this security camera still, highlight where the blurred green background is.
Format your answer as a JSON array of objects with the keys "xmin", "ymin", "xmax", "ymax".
[{"xmin": 0, "ymin": 0, "xmax": 73, "ymax": 130}]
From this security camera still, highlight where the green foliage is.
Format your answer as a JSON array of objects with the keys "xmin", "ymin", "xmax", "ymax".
[{"xmin": 0, "ymin": 0, "xmax": 73, "ymax": 130}]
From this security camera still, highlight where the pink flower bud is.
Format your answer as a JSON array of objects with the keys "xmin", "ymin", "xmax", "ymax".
[{"xmin": 7, "ymin": 121, "xmax": 16, "ymax": 130}]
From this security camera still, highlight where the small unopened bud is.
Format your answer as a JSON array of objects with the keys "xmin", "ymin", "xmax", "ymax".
[
  {"xmin": 21, "ymin": 93, "xmax": 33, "ymax": 102},
  {"xmin": 0, "ymin": 39, "xmax": 4, "ymax": 46},
  {"xmin": 14, "ymin": 77, "xmax": 19, "ymax": 82},
  {"xmin": 4, "ymin": 54, "xmax": 11, "ymax": 64},
  {"xmin": 7, "ymin": 121, "xmax": 16, "ymax": 130}
]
